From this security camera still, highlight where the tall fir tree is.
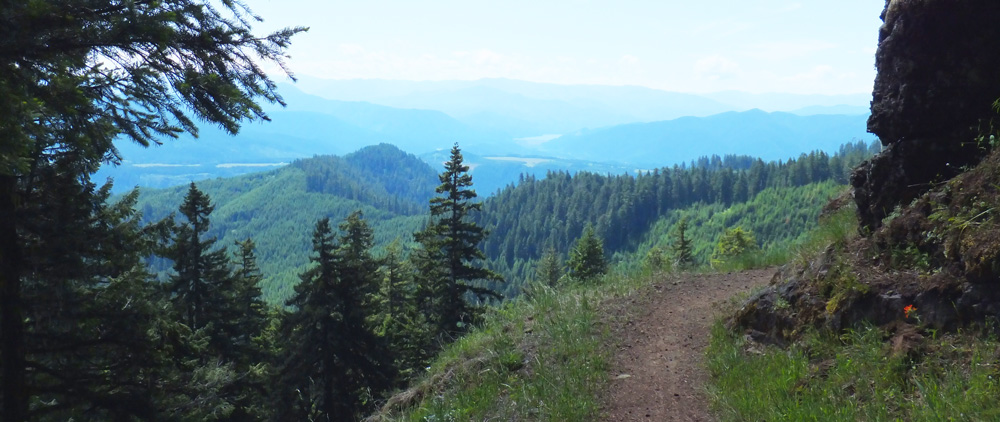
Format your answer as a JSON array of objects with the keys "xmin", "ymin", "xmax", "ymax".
[
  {"xmin": 567, "ymin": 225, "xmax": 608, "ymax": 282},
  {"xmin": 535, "ymin": 246, "xmax": 564, "ymax": 287},
  {"xmin": 232, "ymin": 238, "xmax": 269, "ymax": 363},
  {"xmin": 228, "ymin": 238, "xmax": 273, "ymax": 421},
  {"xmin": 277, "ymin": 213, "xmax": 392, "ymax": 421},
  {"xmin": 166, "ymin": 183, "xmax": 240, "ymax": 358},
  {"xmin": 0, "ymin": 4, "xmax": 302, "ymax": 417},
  {"xmin": 376, "ymin": 238, "xmax": 430, "ymax": 381},
  {"xmin": 413, "ymin": 143, "xmax": 503, "ymax": 336},
  {"xmin": 671, "ymin": 217, "xmax": 695, "ymax": 269}
]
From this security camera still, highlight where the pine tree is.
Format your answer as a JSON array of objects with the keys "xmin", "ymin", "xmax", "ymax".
[
  {"xmin": 166, "ymin": 183, "xmax": 240, "ymax": 357},
  {"xmin": 671, "ymin": 217, "xmax": 695, "ymax": 269},
  {"xmin": 277, "ymin": 213, "xmax": 392, "ymax": 421},
  {"xmin": 414, "ymin": 143, "xmax": 503, "ymax": 335},
  {"xmin": 0, "ymin": 2, "xmax": 302, "ymax": 418},
  {"xmin": 376, "ymin": 239, "xmax": 430, "ymax": 380},
  {"xmin": 228, "ymin": 238, "xmax": 273, "ymax": 421},
  {"xmin": 535, "ymin": 246, "xmax": 564, "ymax": 287},
  {"xmin": 567, "ymin": 225, "xmax": 608, "ymax": 282},
  {"xmin": 233, "ymin": 238, "xmax": 269, "ymax": 362}
]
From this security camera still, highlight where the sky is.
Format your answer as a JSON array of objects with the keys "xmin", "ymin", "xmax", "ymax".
[{"xmin": 245, "ymin": 0, "xmax": 885, "ymax": 95}]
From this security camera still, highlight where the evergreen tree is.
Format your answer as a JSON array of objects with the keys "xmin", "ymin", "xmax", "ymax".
[
  {"xmin": 376, "ymin": 239, "xmax": 429, "ymax": 381},
  {"xmin": 277, "ymin": 213, "xmax": 392, "ymax": 421},
  {"xmin": 233, "ymin": 238, "xmax": 269, "ymax": 362},
  {"xmin": 535, "ymin": 247, "xmax": 564, "ymax": 287},
  {"xmin": 166, "ymin": 183, "xmax": 240, "ymax": 356},
  {"xmin": 0, "ymin": 2, "xmax": 302, "ymax": 418},
  {"xmin": 414, "ymin": 143, "xmax": 503, "ymax": 335},
  {"xmin": 671, "ymin": 217, "xmax": 695, "ymax": 269},
  {"xmin": 229, "ymin": 238, "xmax": 273, "ymax": 421},
  {"xmin": 567, "ymin": 225, "xmax": 608, "ymax": 282}
]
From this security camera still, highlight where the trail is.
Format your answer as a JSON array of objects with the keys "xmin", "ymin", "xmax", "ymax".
[{"xmin": 603, "ymin": 269, "xmax": 773, "ymax": 422}]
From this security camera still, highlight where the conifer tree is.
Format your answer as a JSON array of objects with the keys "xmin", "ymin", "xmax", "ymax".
[
  {"xmin": 567, "ymin": 225, "xmax": 608, "ymax": 282},
  {"xmin": 671, "ymin": 217, "xmax": 695, "ymax": 269},
  {"xmin": 535, "ymin": 246, "xmax": 564, "ymax": 287},
  {"xmin": 414, "ymin": 143, "xmax": 503, "ymax": 335},
  {"xmin": 377, "ymin": 239, "xmax": 429, "ymax": 380},
  {"xmin": 277, "ymin": 213, "xmax": 392, "ymax": 421},
  {"xmin": 228, "ymin": 238, "xmax": 272, "ymax": 420},
  {"xmin": 166, "ymin": 183, "xmax": 240, "ymax": 357},
  {"xmin": 0, "ymin": 3, "xmax": 302, "ymax": 418},
  {"xmin": 233, "ymin": 238, "xmax": 269, "ymax": 361}
]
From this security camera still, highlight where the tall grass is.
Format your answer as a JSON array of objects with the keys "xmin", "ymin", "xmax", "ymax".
[
  {"xmin": 375, "ymin": 272, "xmax": 646, "ymax": 421},
  {"xmin": 706, "ymin": 322, "xmax": 1000, "ymax": 421},
  {"xmin": 705, "ymin": 206, "xmax": 1000, "ymax": 421}
]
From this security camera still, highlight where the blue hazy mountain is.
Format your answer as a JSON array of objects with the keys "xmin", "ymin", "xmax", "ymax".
[
  {"xmin": 293, "ymin": 77, "xmax": 739, "ymax": 134},
  {"xmin": 700, "ymin": 91, "xmax": 873, "ymax": 112},
  {"xmin": 789, "ymin": 104, "xmax": 871, "ymax": 116},
  {"xmin": 97, "ymin": 87, "xmax": 514, "ymax": 191},
  {"xmin": 293, "ymin": 76, "xmax": 871, "ymax": 134},
  {"xmin": 419, "ymin": 149, "xmax": 636, "ymax": 196},
  {"xmin": 541, "ymin": 109, "xmax": 873, "ymax": 167},
  {"xmin": 97, "ymin": 79, "xmax": 875, "ymax": 194}
]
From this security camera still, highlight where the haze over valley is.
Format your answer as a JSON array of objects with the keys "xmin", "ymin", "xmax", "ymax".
[{"xmin": 98, "ymin": 78, "xmax": 875, "ymax": 194}]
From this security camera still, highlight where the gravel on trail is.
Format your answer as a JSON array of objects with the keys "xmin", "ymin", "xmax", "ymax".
[{"xmin": 603, "ymin": 269, "xmax": 773, "ymax": 422}]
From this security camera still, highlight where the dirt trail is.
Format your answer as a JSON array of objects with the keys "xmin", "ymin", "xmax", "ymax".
[{"xmin": 603, "ymin": 269, "xmax": 773, "ymax": 422}]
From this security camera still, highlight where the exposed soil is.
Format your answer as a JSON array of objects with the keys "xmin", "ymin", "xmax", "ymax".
[{"xmin": 602, "ymin": 269, "xmax": 774, "ymax": 422}]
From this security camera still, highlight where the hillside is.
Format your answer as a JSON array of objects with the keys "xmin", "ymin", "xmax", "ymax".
[
  {"xmin": 132, "ymin": 141, "xmax": 877, "ymax": 303},
  {"xmin": 134, "ymin": 144, "xmax": 438, "ymax": 301}
]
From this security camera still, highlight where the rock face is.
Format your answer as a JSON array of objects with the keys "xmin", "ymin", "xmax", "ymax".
[{"xmin": 853, "ymin": 0, "xmax": 1000, "ymax": 230}]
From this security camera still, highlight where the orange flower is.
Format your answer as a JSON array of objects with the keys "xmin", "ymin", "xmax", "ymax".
[{"xmin": 904, "ymin": 304, "xmax": 917, "ymax": 319}]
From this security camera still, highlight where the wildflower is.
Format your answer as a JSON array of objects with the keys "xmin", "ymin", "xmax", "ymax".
[{"xmin": 904, "ymin": 304, "xmax": 917, "ymax": 319}]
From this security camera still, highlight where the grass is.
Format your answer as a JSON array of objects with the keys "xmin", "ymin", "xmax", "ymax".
[
  {"xmin": 706, "ymin": 322, "xmax": 1000, "ymax": 421},
  {"xmin": 705, "ymin": 204, "xmax": 1000, "ymax": 421},
  {"xmin": 373, "ymin": 270, "xmax": 650, "ymax": 421}
]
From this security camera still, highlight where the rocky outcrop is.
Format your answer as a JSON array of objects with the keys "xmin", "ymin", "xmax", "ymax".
[{"xmin": 853, "ymin": 0, "xmax": 1000, "ymax": 230}]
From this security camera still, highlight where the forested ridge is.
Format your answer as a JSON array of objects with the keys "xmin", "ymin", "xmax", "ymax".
[
  {"xmin": 478, "ymin": 141, "xmax": 879, "ymax": 289},
  {"xmin": 131, "ymin": 140, "xmax": 879, "ymax": 301}
]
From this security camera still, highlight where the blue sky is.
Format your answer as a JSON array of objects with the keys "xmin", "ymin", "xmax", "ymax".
[{"xmin": 247, "ymin": 0, "xmax": 884, "ymax": 95}]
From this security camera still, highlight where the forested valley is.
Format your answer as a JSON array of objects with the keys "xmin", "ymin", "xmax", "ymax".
[{"xmin": 131, "ymin": 140, "xmax": 878, "ymax": 301}]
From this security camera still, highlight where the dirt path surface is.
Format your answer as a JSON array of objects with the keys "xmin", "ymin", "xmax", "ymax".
[{"xmin": 603, "ymin": 269, "xmax": 773, "ymax": 422}]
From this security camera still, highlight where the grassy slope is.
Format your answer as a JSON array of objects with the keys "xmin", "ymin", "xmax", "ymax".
[
  {"xmin": 370, "ymin": 272, "xmax": 646, "ymax": 422},
  {"xmin": 705, "ymin": 186, "xmax": 1000, "ymax": 421}
]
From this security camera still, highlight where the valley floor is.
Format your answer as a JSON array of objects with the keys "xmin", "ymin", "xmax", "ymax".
[{"xmin": 603, "ymin": 269, "xmax": 773, "ymax": 421}]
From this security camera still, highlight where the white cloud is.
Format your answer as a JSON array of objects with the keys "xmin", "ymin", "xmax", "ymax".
[
  {"xmin": 619, "ymin": 54, "xmax": 640, "ymax": 66},
  {"xmin": 337, "ymin": 43, "xmax": 366, "ymax": 56},
  {"xmin": 773, "ymin": 3, "xmax": 802, "ymax": 14},
  {"xmin": 694, "ymin": 55, "xmax": 741, "ymax": 80},
  {"xmin": 789, "ymin": 65, "xmax": 835, "ymax": 82},
  {"xmin": 742, "ymin": 40, "xmax": 838, "ymax": 61}
]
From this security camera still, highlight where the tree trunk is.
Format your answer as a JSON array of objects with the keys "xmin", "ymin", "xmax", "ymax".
[{"xmin": 0, "ymin": 174, "xmax": 27, "ymax": 422}]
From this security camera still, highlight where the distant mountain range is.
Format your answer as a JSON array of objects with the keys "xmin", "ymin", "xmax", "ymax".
[
  {"xmin": 542, "ymin": 109, "xmax": 872, "ymax": 166},
  {"xmin": 97, "ymin": 77, "xmax": 876, "ymax": 194},
  {"xmin": 292, "ymin": 77, "xmax": 872, "ymax": 135}
]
